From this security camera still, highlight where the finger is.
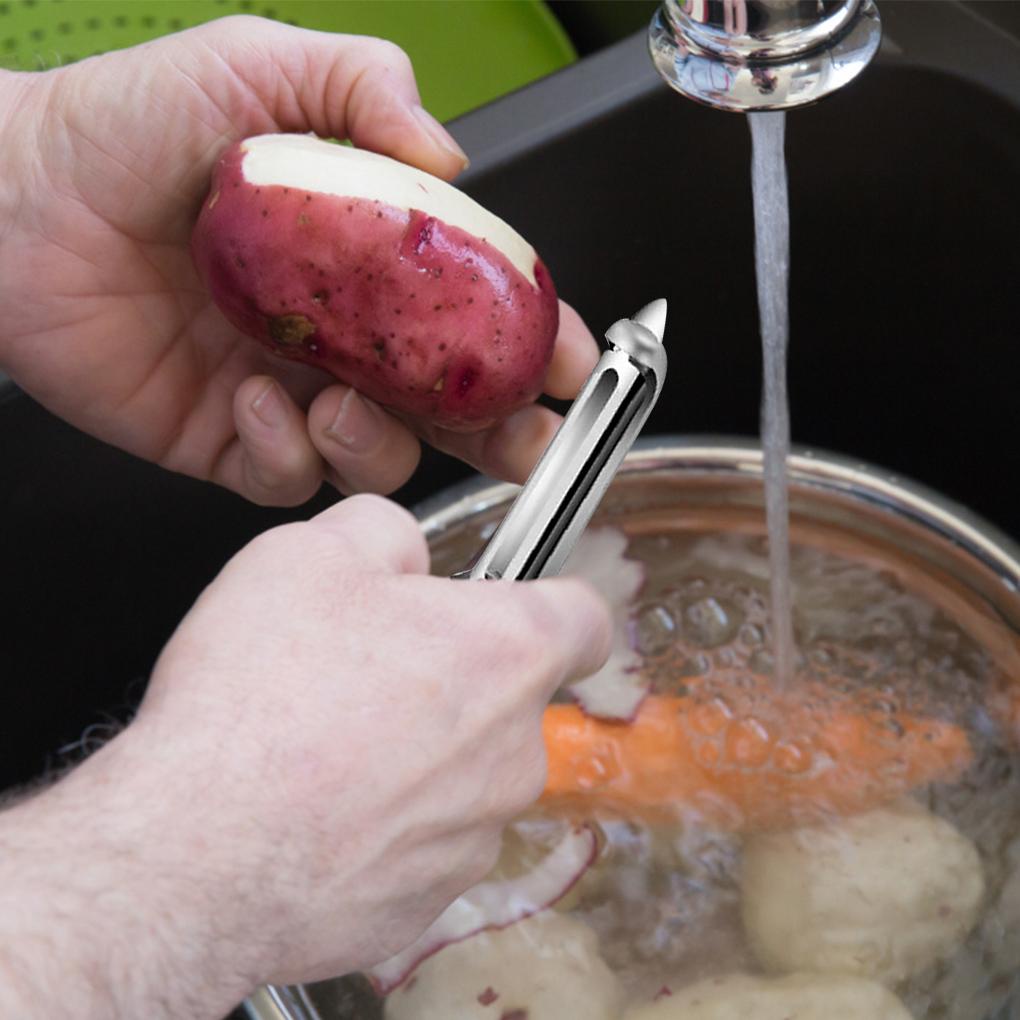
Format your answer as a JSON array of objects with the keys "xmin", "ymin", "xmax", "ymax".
[
  {"xmin": 195, "ymin": 19, "xmax": 469, "ymax": 180},
  {"xmin": 309, "ymin": 494, "xmax": 430, "ymax": 576},
  {"xmin": 307, "ymin": 385, "xmax": 422, "ymax": 496},
  {"xmin": 219, "ymin": 376, "xmax": 324, "ymax": 506},
  {"xmin": 516, "ymin": 577, "xmax": 614, "ymax": 690},
  {"xmin": 544, "ymin": 300, "xmax": 601, "ymax": 400},
  {"xmin": 415, "ymin": 403, "xmax": 564, "ymax": 486},
  {"xmin": 332, "ymin": 37, "xmax": 470, "ymax": 179}
]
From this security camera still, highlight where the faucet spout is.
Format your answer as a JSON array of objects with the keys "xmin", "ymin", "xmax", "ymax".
[{"xmin": 649, "ymin": 0, "xmax": 882, "ymax": 112}]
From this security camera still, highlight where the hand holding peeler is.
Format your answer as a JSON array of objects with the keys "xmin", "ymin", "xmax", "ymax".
[{"xmin": 250, "ymin": 301, "xmax": 667, "ymax": 1020}]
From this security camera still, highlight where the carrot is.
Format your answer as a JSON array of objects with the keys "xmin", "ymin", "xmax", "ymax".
[{"xmin": 540, "ymin": 675, "xmax": 972, "ymax": 832}]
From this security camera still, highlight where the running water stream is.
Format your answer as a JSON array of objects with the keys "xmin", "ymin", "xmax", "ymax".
[{"xmin": 748, "ymin": 111, "xmax": 795, "ymax": 688}]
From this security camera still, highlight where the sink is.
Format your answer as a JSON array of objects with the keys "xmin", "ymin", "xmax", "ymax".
[
  {"xmin": 451, "ymin": 1, "xmax": 1020, "ymax": 544},
  {"xmin": 1, "ymin": 0, "xmax": 1018, "ymax": 942}
]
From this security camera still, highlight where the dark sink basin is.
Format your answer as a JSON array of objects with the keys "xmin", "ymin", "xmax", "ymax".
[{"xmin": 2, "ymin": 0, "xmax": 1018, "ymax": 820}]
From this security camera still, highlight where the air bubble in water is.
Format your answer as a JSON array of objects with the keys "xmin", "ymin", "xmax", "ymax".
[
  {"xmin": 733, "ymin": 584, "xmax": 768, "ymax": 617},
  {"xmin": 714, "ymin": 647, "xmax": 740, "ymax": 668},
  {"xmin": 635, "ymin": 603, "xmax": 678, "ymax": 656},
  {"xmin": 678, "ymin": 653, "xmax": 712, "ymax": 678},
  {"xmin": 685, "ymin": 597, "xmax": 739, "ymax": 648},
  {"xmin": 739, "ymin": 623, "xmax": 764, "ymax": 648}
]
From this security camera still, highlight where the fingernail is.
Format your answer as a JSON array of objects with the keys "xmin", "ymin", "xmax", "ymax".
[
  {"xmin": 251, "ymin": 381, "xmax": 287, "ymax": 429},
  {"xmin": 325, "ymin": 388, "xmax": 384, "ymax": 453},
  {"xmin": 412, "ymin": 105, "xmax": 470, "ymax": 169}
]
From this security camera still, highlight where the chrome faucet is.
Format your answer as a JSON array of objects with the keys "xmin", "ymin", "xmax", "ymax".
[{"xmin": 649, "ymin": 0, "xmax": 882, "ymax": 111}]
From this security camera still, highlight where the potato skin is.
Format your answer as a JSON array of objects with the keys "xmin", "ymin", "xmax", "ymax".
[{"xmin": 191, "ymin": 142, "xmax": 559, "ymax": 431}]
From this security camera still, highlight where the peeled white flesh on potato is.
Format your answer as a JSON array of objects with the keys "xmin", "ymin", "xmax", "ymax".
[
  {"xmin": 562, "ymin": 528, "xmax": 648, "ymax": 720},
  {"xmin": 383, "ymin": 910, "xmax": 625, "ymax": 1020},
  {"xmin": 623, "ymin": 972, "xmax": 914, "ymax": 1020},
  {"xmin": 741, "ymin": 800, "xmax": 985, "ymax": 984},
  {"xmin": 242, "ymin": 136, "xmax": 538, "ymax": 286},
  {"xmin": 366, "ymin": 824, "xmax": 597, "ymax": 994}
]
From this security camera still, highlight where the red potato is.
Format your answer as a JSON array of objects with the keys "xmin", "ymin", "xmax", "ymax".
[{"xmin": 191, "ymin": 134, "xmax": 560, "ymax": 430}]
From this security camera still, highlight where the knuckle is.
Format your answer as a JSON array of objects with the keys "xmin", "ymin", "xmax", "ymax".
[
  {"xmin": 499, "ymin": 586, "xmax": 578, "ymax": 674},
  {"xmin": 245, "ymin": 520, "xmax": 337, "ymax": 571},
  {"xmin": 225, "ymin": 526, "xmax": 303, "ymax": 584},
  {"xmin": 477, "ymin": 736, "xmax": 548, "ymax": 822},
  {"xmin": 510, "ymin": 752, "xmax": 548, "ymax": 811},
  {"xmin": 365, "ymin": 38, "xmax": 414, "ymax": 76},
  {"xmin": 200, "ymin": 13, "xmax": 265, "ymax": 39},
  {"xmin": 241, "ymin": 452, "xmax": 315, "ymax": 508},
  {"xmin": 558, "ymin": 576, "xmax": 611, "ymax": 623},
  {"xmin": 245, "ymin": 521, "xmax": 303, "ymax": 559},
  {"xmin": 502, "ymin": 586, "xmax": 558, "ymax": 643},
  {"xmin": 346, "ymin": 491, "xmax": 405, "ymax": 523},
  {"xmin": 343, "ymin": 494, "xmax": 427, "ymax": 565}
]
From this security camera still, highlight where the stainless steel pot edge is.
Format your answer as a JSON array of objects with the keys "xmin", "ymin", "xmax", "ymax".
[
  {"xmin": 244, "ymin": 985, "xmax": 322, "ymax": 1020},
  {"xmin": 415, "ymin": 436, "xmax": 1020, "ymax": 593}
]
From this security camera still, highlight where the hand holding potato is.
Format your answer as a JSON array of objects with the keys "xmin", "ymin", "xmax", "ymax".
[
  {"xmin": 0, "ymin": 495, "xmax": 612, "ymax": 1018},
  {"xmin": 0, "ymin": 17, "xmax": 598, "ymax": 505}
]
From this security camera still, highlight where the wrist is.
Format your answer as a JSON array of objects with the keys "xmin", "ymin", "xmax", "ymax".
[{"xmin": 0, "ymin": 725, "xmax": 257, "ymax": 1019}]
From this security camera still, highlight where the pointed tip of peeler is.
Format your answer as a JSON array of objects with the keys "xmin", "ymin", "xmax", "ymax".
[{"xmin": 631, "ymin": 299, "xmax": 667, "ymax": 344}]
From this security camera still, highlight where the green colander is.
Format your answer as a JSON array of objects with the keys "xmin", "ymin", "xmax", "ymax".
[{"xmin": 0, "ymin": 0, "xmax": 576, "ymax": 122}]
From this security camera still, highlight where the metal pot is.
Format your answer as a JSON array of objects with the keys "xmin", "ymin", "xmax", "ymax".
[{"xmin": 246, "ymin": 437, "xmax": 1020, "ymax": 1020}]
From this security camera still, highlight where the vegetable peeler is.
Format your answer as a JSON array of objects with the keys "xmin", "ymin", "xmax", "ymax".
[{"xmin": 461, "ymin": 299, "xmax": 668, "ymax": 581}]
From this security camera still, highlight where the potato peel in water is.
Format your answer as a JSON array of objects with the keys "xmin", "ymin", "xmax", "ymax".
[
  {"xmin": 562, "ymin": 529, "xmax": 649, "ymax": 720},
  {"xmin": 191, "ymin": 134, "xmax": 559, "ymax": 430},
  {"xmin": 383, "ymin": 911, "xmax": 624, "ymax": 1020},
  {"xmin": 366, "ymin": 824, "xmax": 598, "ymax": 995}
]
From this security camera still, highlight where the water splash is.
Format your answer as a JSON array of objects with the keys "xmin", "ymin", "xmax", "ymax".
[{"xmin": 749, "ymin": 111, "xmax": 795, "ymax": 688}]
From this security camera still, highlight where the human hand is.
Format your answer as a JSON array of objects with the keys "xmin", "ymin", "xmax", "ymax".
[
  {"xmin": 0, "ymin": 495, "xmax": 610, "ymax": 1018},
  {"xmin": 0, "ymin": 17, "xmax": 598, "ymax": 505}
]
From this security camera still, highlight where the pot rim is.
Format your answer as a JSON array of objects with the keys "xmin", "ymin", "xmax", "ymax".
[{"xmin": 413, "ymin": 435, "xmax": 1020, "ymax": 596}]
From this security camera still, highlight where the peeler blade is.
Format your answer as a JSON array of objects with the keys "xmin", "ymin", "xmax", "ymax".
[{"xmin": 463, "ymin": 300, "xmax": 668, "ymax": 582}]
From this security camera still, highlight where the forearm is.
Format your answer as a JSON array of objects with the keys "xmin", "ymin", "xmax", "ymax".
[{"xmin": 0, "ymin": 728, "xmax": 254, "ymax": 1020}]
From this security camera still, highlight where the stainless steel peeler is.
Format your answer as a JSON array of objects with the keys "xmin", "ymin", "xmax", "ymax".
[{"xmin": 461, "ymin": 298, "xmax": 668, "ymax": 581}]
